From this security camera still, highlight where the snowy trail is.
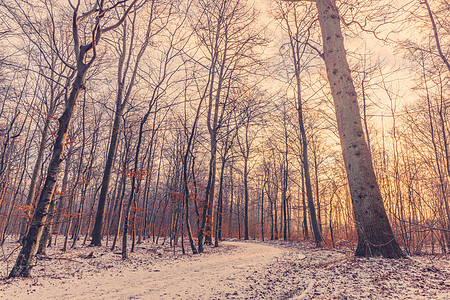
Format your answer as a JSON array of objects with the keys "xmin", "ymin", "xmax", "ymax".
[
  {"xmin": 4, "ymin": 241, "xmax": 294, "ymax": 299},
  {"xmin": 3, "ymin": 239, "xmax": 450, "ymax": 299}
]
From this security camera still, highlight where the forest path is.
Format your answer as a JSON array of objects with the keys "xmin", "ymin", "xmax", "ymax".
[{"xmin": 4, "ymin": 241, "xmax": 301, "ymax": 299}]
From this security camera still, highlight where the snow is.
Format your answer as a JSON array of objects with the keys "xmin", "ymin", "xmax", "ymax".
[{"xmin": 1, "ymin": 237, "xmax": 449, "ymax": 299}]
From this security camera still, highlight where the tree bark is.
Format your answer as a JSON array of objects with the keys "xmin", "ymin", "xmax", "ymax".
[{"xmin": 316, "ymin": 0, "xmax": 404, "ymax": 258}]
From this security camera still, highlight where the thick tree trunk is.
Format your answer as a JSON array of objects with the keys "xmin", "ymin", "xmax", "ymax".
[{"xmin": 316, "ymin": 0, "xmax": 404, "ymax": 258}]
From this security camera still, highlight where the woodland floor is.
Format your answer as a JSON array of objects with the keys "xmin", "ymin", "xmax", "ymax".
[{"xmin": 1, "ymin": 237, "xmax": 450, "ymax": 299}]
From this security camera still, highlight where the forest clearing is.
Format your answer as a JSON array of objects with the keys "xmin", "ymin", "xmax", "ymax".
[
  {"xmin": 1, "ymin": 239, "xmax": 449, "ymax": 299},
  {"xmin": 0, "ymin": 0, "xmax": 450, "ymax": 298}
]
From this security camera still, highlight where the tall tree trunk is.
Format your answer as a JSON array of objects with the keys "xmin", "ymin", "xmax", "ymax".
[
  {"xmin": 316, "ymin": 0, "xmax": 404, "ymax": 258},
  {"xmin": 282, "ymin": 162, "xmax": 288, "ymax": 241},
  {"xmin": 91, "ymin": 96, "xmax": 125, "ymax": 246},
  {"xmin": 261, "ymin": 179, "xmax": 265, "ymax": 241},
  {"xmin": 199, "ymin": 152, "xmax": 217, "ymax": 250},
  {"xmin": 228, "ymin": 163, "xmax": 234, "ymax": 238},
  {"xmin": 313, "ymin": 153, "xmax": 322, "ymax": 233},
  {"xmin": 215, "ymin": 158, "xmax": 226, "ymax": 246},
  {"xmin": 123, "ymin": 100, "xmax": 155, "ymax": 258},
  {"xmin": 243, "ymin": 156, "xmax": 249, "ymax": 240},
  {"xmin": 111, "ymin": 151, "xmax": 129, "ymax": 252},
  {"xmin": 182, "ymin": 78, "xmax": 207, "ymax": 254},
  {"xmin": 301, "ymin": 165, "xmax": 309, "ymax": 238},
  {"xmin": 9, "ymin": 62, "xmax": 90, "ymax": 277},
  {"xmin": 291, "ymin": 46, "xmax": 322, "ymax": 244},
  {"xmin": 90, "ymin": 6, "xmax": 150, "ymax": 245}
]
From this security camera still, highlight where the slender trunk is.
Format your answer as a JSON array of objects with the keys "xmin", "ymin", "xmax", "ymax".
[
  {"xmin": 295, "ymin": 68, "xmax": 321, "ymax": 245},
  {"xmin": 198, "ymin": 152, "xmax": 216, "ymax": 250},
  {"xmin": 150, "ymin": 140, "xmax": 164, "ymax": 241},
  {"xmin": 261, "ymin": 180, "xmax": 265, "ymax": 242},
  {"xmin": 19, "ymin": 117, "xmax": 51, "ymax": 242},
  {"xmin": 71, "ymin": 183, "xmax": 87, "ymax": 248},
  {"xmin": 424, "ymin": 0, "xmax": 450, "ymax": 73},
  {"xmin": 181, "ymin": 84, "xmax": 205, "ymax": 254},
  {"xmin": 204, "ymin": 144, "xmax": 218, "ymax": 246},
  {"xmin": 72, "ymin": 100, "xmax": 97, "ymax": 248},
  {"xmin": 273, "ymin": 183, "xmax": 278, "ymax": 240},
  {"xmin": 215, "ymin": 158, "xmax": 226, "ymax": 247},
  {"xmin": 237, "ymin": 190, "xmax": 241, "ymax": 239},
  {"xmin": 301, "ymin": 165, "xmax": 309, "ymax": 238},
  {"xmin": 111, "ymin": 164, "xmax": 127, "ymax": 252},
  {"xmin": 2, "ymin": 148, "xmax": 27, "ymax": 245},
  {"xmin": 314, "ymin": 155, "xmax": 322, "ymax": 233},
  {"xmin": 228, "ymin": 163, "xmax": 234, "ymax": 238},
  {"xmin": 282, "ymin": 162, "xmax": 288, "ymax": 241},
  {"xmin": 63, "ymin": 133, "xmax": 85, "ymax": 251},
  {"xmin": 83, "ymin": 185, "xmax": 102, "ymax": 245},
  {"xmin": 91, "ymin": 108, "xmax": 123, "ymax": 246},
  {"xmin": 244, "ymin": 156, "xmax": 249, "ymax": 240},
  {"xmin": 123, "ymin": 110, "xmax": 151, "ymax": 258}
]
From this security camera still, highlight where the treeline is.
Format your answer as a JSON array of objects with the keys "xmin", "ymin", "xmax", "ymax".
[{"xmin": 0, "ymin": 0, "xmax": 448, "ymax": 277}]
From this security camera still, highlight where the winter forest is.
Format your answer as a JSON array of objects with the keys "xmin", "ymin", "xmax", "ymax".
[{"xmin": 0, "ymin": 0, "xmax": 449, "ymax": 298}]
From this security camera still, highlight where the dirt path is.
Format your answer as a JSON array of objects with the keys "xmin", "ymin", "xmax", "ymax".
[
  {"xmin": 4, "ymin": 239, "xmax": 448, "ymax": 299},
  {"xmin": 2, "ymin": 241, "xmax": 297, "ymax": 299}
]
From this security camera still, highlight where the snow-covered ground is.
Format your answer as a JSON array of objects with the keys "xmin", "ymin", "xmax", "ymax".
[{"xmin": 1, "ymin": 237, "xmax": 449, "ymax": 299}]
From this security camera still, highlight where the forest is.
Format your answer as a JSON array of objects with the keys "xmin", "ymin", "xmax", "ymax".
[{"xmin": 0, "ymin": 0, "xmax": 448, "ymax": 284}]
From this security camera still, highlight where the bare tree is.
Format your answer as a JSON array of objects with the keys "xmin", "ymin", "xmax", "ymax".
[
  {"xmin": 192, "ymin": 0, "xmax": 265, "ymax": 251},
  {"xmin": 90, "ymin": 0, "xmax": 159, "ymax": 246},
  {"xmin": 314, "ymin": 0, "xmax": 404, "ymax": 257},
  {"xmin": 277, "ymin": 1, "xmax": 322, "ymax": 245},
  {"xmin": 9, "ymin": 0, "xmax": 139, "ymax": 278}
]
